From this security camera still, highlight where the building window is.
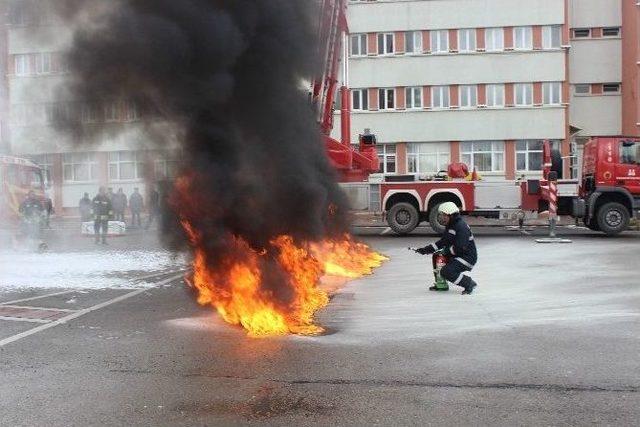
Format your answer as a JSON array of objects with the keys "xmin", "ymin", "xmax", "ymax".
[
  {"xmin": 350, "ymin": 34, "xmax": 367, "ymax": 56},
  {"xmin": 377, "ymin": 33, "xmax": 394, "ymax": 55},
  {"xmin": 573, "ymin": 28, "xmax": 591, "ymax": 38},
  {"xmin": 14, "ymin": 54, "xmax": 30, "ymax": 76},
  {"xmin": 542, "ymin": 25, "xmax": 562, "ymax": 48},
  {"xmin": 109, "ymin": 151, "xmax": 144, "ymax": 181},
  {"xmin": 574, "ymin": 84, "xmax": 590, "ymax": 95},
  {"xmin": 602, "ymin": 27, "xmax": 620, "ymax": 37},
  {"xmin": 34, "ymin": 53, "xmax": 52, "ymax": 74},
  {"xmin": 543, "ymin": 82, "xmax": 562, "ymax": 105},
  {"xmin": 459, "ymin": 85, "xmax": 477, "ymax": 108},
  {"xmin": 485, "ymin": 28, "xmax": 504, "ymax": 51},
  {"xmin": 63, "ymin": 152, "xmax": 98, "ymax": 182},
  {"xmin": 405, "ymin": 87, "xmax": 422, "ymax": 109},
  {"xmin": 155, "ymin": 152, "xmax": 181, "ymax": 180},
  {"xmin": 458, "ymin": 29, "xmax": 476, "ymax": 52},
  {"xmin": 513, "ymin": 26, "xmax": 533, "ymax": 50},
  {"xmin": 407, "ymin": 142, "xmax": 451, "ymax": 174},
  {"xmin": 352, "ymin": 89, "xmax": 368, "ymax": 111},
  {"xmin": 378, "ymin": 88, "xmax": 395, "ymax": 110},
  {"xmin": 430, "ymin": 30, "xmax": 449, "ymax": 53},
  {"xmin": 104, "ymin": 101, "xmax": 120, "ymax": 122},
  {"xmin": 461, "ymin": 141, "xmax": 504, "ymax": 172},
  {"xmin": 516, "ymin": 140, "xmax": 544, "ymax": 171},
  {"xmin": 486, "ymin": 84, "xmax": 505, "ymax": 107},
  {"xmin": 376, "ymin": 144, "xmax": 397, "ymax": 174},
  {"xmin": 124, "ymin": 101, "xmax": 139, "ymax": 121},
  {"xmin": 515, "ymin": 83, "xmax": 533, "ymax": 106},
  {"xmin": 405, "ymin": 31, "xmax": 423, "ymax": 54},
  {"xmin": 82, "ymin": 103, "xmax": 101, "ymax": 123},
  {"xmin": 603, "ymin": 83, "xmax": 621, "ymax": 93},
  {"xmin": 431, "ymin": 86, "xmax": 450, "ymax": 109}
]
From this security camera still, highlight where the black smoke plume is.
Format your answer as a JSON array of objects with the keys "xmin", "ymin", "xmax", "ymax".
[{"xmin": 57, "ymin": 0, "xmax": 349, "ymax": 258}]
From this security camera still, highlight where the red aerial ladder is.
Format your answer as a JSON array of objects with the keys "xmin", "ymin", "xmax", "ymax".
[{"xmin": 312, "ymin": 0, "xmax": 379, "ymax": 182}]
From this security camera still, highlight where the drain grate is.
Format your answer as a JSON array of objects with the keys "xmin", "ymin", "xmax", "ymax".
[{"xmin": 0, "ymin": 306, "xmax": 74, "ymax": 323}]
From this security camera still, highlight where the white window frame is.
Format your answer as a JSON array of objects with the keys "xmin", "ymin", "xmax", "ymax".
[
  {"xmin": 461, "ymin": 141, "xmax": 505, "ymax": 172},
  {"xmin": 405, "ymin": 87, "xmax": 422, "ymax": 109},
  {"xmin": 350, "ymin": 34, "xmax": 367, "ymax": 56},
  {"xmin": 378, "ymin": 88, "xmax": 395, "ymax": 110},
  {"xmin": 514, "ymin": 83, "xmax": 533, "ymax": 106},
  {"xmin": 603, "ymin": 83, "xmax": 621, "ymax": 94},
  {"xmin": 405, "ymin": 31, "xmax": 423, "ymax": 54},
  {"xmin": 430, "ymin": 30, "xmax": 449, "ymax": 53},
  {"xmin": 14, "ymin": 54, "xmax": 30, "ymax": 76},
  {"xmin": 377, "ymin": 33, "xmax": 394, "ymax": 55},
  {"xmin": 542, "ymin": 25, "xmax": 562, "ymax": 49},
  {"xmin": 516, "ymin": 140, "xmax": 544, "ymax": 172},
  {"xmin": 63, "ymin": 152, "xmax": 98, "ymax": 183},
  {"xmin": 34, "ymin": 53, "xmax": 52, "ymax": 74},
  {"xmin": 573, "ymin": 28, "xmax": 591, "ymax": 38},
  {"xmin": 486, "ymin": 84, "xmax": 505, "ymax": 107},
  {"xmin": 459, "ymin": 85, "xmax": 478, "ymax": 108},
  {"xmin": 407, "ymin": 142, "xmax": 451, "ymax": 174},
  {"xmin": 543, "ymin": 82, "xmax": 562, "ymax": 105},
  {"xmin": 458, "ymin": 28, "xmax": 476, "ymax": 52},
  {"xmin": 485, "ymin": 28, "xmax": 504, "ymax": 52},
  {"xmin": 376, "ymin": 144, "xmax": 397, "ymax": 174},
  {"xmin": 108, "ymin": 151, "xmax": 144, "ymax": 182},
  {"xmin": 513, "ymin": 26, "xmax": 533, "ymax": 50},
  {"xmin": 602, "ymin": 27, "xmax": 621, "ymax": 38},
  {"xmin": 431, "ymin": 86, "xmax": 450, "ymax": 109},
  {"xmin": 352, "ymin": 89, "xmax": 368, "ymax": 111}
]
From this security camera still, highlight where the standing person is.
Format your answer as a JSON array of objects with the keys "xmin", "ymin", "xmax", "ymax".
[
  {"xmin": 79, "ymin": 192, "xmax": 92, "ymax": 222},
  {"xmin": 92, "ymin": 187, "xmax": 112, "ymax": 245},
  {"xmin": 107, "ymin": 187, "xmax": 115, "ymax": 220},
  {"xmin": 113, "ymin": 188, "xmax": 127, "ymax": 222},
  {"xmin": 44, "ymin": 194, "xmax": 54, "ymax": 229},
  {"xmin": 416, "ymin": 202, "xmax": 478, "ymax": 295},
  {"xmin": 129, "ymin": 187, "xmax": 144, "ymax": 228},
  {"xmin": 19, "ymin": 191, "xmax": 44, "ymax": 244},
  {"xmin": 145, "ymin": 186, "xmax": 160, "ymax": 230}
]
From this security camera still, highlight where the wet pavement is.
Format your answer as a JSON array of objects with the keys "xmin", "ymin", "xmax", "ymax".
[{"xmin": 0, "ymin": 226, "xmax": 639, "ymax": 426}]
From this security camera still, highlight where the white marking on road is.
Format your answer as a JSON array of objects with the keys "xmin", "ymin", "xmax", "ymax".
[
  {"xmin": 0, "ymin": 290, "xmax": 76, "ymax": 306},
  {"xmin": 0, "ymin": 316, "xmax": 51, "ymax": 324},
  {"xmin": 380, "ymin": 227, "xmax": 393, "ymax": 235},
  {"xmin": 1, "ymin": 305, "xmax": 77, "ymax": 313},
  {"xmin": 0, "ymin": 273, "xmax": 183, "ymax": 348}
]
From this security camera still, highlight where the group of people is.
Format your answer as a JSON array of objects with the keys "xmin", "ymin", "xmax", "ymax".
[{"xmin": 79, "ymin": 186, "xmax": 160, "ymax": 244}]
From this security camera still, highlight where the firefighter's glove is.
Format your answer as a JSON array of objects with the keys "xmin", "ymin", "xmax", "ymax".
[{"xmin": 416, "ymin": 246, "xmax": 432, "ymax": 255}]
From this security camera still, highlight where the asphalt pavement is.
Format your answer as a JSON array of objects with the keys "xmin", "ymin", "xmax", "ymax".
[{"xmin": 0, "ymin": 226, "xmax": 639, "ymax": 426}]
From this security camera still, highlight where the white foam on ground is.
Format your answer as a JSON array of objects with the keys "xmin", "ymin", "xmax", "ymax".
[{"xmin": 0, "ymin": 250, "xmax": 186, "ymax": 289}]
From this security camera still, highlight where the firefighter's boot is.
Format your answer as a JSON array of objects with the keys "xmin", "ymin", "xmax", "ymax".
[{"xmin": 461, "ymin": 277, "xmax": 478, "ymax": 295}]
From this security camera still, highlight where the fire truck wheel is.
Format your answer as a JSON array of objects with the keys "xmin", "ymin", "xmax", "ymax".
[
  {"xmin": 596, "ymin": 202, "xmax": 629, "ymax": 236},
  {"xmin": 428, "ymin": 205, "xmax": 447, "ymax": 235},
  {"xmin": 387, "ymin": 202, "xmax": 419, "ymax": 235}
]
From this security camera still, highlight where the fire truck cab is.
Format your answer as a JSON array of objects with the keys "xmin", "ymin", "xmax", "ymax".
[
  {"xmin": 577, "ymin": 137, "xmax": 640, "ymax": 234},
  {"xmin": 0, "ymin": 155, "xmax": 46, "ymax": 228}
]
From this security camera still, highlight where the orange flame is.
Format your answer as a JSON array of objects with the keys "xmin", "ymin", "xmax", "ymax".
[{"xmin": 182, "ymin": 219, "xmax": 386, "ymax": 337}]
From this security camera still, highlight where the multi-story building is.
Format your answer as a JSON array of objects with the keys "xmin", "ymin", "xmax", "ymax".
[
  {"xmin": 4, "ymin": 0, "xmax": 179, "ymax": 216},
  {"xmin": 334, "ymin": 0, "xmax": 640, "ymax": 181}
]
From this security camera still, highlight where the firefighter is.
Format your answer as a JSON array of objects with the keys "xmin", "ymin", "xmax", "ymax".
[
  {"xmin": 19, "ymin": 191, "xmax": 44, "ymax": 243},
  {"xmin": 416, "ymin": 202, "xmax": 478, "ymax": 295},
  {"xmin": 92, "ymin": 187, "xmax": 113, "ymax": 245}
]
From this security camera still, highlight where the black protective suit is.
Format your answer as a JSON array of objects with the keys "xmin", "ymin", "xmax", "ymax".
[{"xmin": 419, "ymin": 213, "xmax": 478, "ymax": 291}]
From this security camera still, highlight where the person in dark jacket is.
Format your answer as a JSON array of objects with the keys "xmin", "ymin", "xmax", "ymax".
[
  {"xmin": 79, "ymin": 193, "xmax": 92, "ymax": 222},
  {"xmin": 92, "ymin": 187, "xmax": 112, "ymax": 245},
  {"xmin": 19, "ymin": 191, "xmax": 44, "ymax": 238},
  {"xmin": 112, "ymin": 188, "xmax": 127, "ymax": 222},
  {"xmin": 416, "ymin": 202, "xmax": 478, "ymax": 295},
  {"xmin": 145, "ymin": 186, "xmax": 160, "ymax": 231},
  {"xmin": 129, "ymin": 187, "xmax": 144, "ymax": 227}
]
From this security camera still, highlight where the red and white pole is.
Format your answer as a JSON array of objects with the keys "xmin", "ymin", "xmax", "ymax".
[{"xmin": 548, "ymin": 174, "xmax": 558, "ymax": 237}]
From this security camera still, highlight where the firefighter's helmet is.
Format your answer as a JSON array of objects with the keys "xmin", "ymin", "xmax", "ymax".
[{"xmin": 438, "ymin": 202, "xmax": 460, "ymax": 215}]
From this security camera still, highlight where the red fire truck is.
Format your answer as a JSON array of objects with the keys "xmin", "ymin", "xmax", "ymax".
[
  {"xmin": 343, "ymin": 137, "xmax": 639, "ymax": 236},
  {"xmin": 0, "ymin": 155, "xmax": 46, "ymax": 230}
]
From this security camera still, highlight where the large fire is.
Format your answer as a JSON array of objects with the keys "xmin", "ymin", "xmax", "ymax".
[{"xmin": 181, "ymin": 221, "xmax": 386, "ymax": 337}]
